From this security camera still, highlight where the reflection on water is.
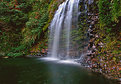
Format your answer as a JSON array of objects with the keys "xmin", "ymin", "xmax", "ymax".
[{"xmin": 0, "ymin": 58, "xmax": 118, "ymax": 84}]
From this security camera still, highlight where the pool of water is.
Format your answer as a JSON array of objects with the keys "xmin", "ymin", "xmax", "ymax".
[{"xmin": 0, "ymin": 57, "xmax": 118, "ymax": 84}]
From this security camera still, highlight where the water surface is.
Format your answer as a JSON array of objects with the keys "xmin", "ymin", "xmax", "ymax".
[{"xmin": 0, "ymin": 58, "xmax": 118, "ymax": 84}]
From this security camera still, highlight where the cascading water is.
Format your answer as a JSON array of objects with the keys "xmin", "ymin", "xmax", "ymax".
[{"xmin": 48, "ymin": 0, "xmax": 80, "ymax": 60}]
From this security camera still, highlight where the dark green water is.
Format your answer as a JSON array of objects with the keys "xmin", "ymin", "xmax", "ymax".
[{"xmin": 0, "ymin": 58, "xmax": 118, "ymax": 84}]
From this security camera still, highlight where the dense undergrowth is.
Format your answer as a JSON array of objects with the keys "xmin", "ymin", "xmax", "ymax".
[{"xmin": 0, "ymin": 0, "xmax": 65, "ymax": 57}]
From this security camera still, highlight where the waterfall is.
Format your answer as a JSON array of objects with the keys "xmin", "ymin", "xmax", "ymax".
[{"xmin": 48, "ymin": 0, "xmax": 80, "ymax": 60}]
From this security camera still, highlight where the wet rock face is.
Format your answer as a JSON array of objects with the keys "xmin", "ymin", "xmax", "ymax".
[
  {"xmin": 80, "ymin": 0, "xmax": 98, "ymax": 63},
  {"xmin": 77, "ymin": 0, "xmax": 97, "ymax": 63},
  {"xmin": 88, "ymin": 0, "xmax": 94, "ymax": 5}
]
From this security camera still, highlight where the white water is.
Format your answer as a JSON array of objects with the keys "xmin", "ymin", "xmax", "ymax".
[
  {"xmin": 41, "ymin": 57, "xmax": 80, "ymax": 65},
  {"xmin": 48, "ymin": 0, "xmax": 80, "ymax": 60}
]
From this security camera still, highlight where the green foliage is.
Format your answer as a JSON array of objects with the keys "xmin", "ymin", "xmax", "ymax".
[
  {"xmin": 0, "ymin": 0, "xmax": 68, "ymax": 58},
  {"xmin": 0, "ymin": 0, "xmax": 31, "ymax": 57},
  {"xmin": 0, "ymin": 31, "xmax": 22, "ymax": 52},
  {"xmin": 99, "ymin": 0, "xmax": 112, "ymax": 25},
  {"xmin": 22, "ymin": 0, "xmax": 49, "ymax": 49},
  {"xmin": 7, "ymin": 52, "xmax": 24, "ymax": 57},
  {"xmin": 16, "ymin": 2, "xmax": 32, "ymax": 13},
  {"xmin": 98, "ymin": 0, "xmax": 112, "ymax": 33},
  {"xmin": 11, "ymin": 45, "xmax": 26, "ymax": 52},
  {"xmin": 6, "ymin": 45, "xmax": 27, "ymax": 57},
  {"xmin": 98, "ymin": 0, "xmax": 121, "ymax": 33},
  {"xmin": 0, "ymin": 2, "xmax": 29, "ymax": 28},
  {"xmin": 111, "ymin": 0, "xmax": 121, "ymax": 22}
]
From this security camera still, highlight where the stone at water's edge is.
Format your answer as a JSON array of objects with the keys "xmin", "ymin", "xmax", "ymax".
[{"xmin": 2, "ymin": 56, "xmax": 9, "ymax": 59}]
